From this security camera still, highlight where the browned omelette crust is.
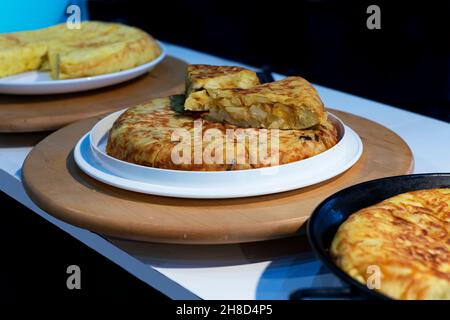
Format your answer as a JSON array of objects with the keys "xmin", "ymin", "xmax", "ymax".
[
  {"xmin": 106, "ymin": 97, "xmax": 338, "ymax": 171},
  {"xmin": 331, "ymin": 188, "xmax": 450, "ymax": 300},
  {"xmin": 187, "ymin": 65, "xmax": 259, "ymax": 84}
]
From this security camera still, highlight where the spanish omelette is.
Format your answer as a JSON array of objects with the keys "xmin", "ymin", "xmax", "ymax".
[
  {"xmin": 185, "ymin": 65, "xmax": 260, "ymax": 111},
  {"xmin": 205, "ymin": 77, "xmax": 328, "ymax": 129},
  {"xmin": 331, "ymin": 188, "xmax": 450, "ymax": 300},
  {"xmin": 106, "ymin": 97, "xmax": 338, "ymax": 171},
  {"xmin": 0, "ymin": 21, "xmax": 161, "ymax": 79}
]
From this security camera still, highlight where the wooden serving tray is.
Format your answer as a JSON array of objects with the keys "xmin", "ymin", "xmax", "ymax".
[
  {"xmin": 22, "ymin": 110, "xmax": 414, "ymax": 244},
  {"xmin": 0, "ymin": 56, "xmax": 187, "ymax": 133}
]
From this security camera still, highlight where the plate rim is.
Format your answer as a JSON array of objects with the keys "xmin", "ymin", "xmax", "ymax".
[
  {"xmin": 74, "ymin": 111, "xmax": 364, "ymax": 199},
  {"xmin": 89, "ymin": 109, "xmax": 355, "ymax": 175}
]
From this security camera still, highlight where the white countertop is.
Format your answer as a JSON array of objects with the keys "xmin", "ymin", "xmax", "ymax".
[{"xmin": 1, "ymin": 43, "xmax": 449, "ymax": 299}]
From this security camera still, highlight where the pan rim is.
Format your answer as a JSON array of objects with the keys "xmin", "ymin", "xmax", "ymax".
[{"xmin": 307, "ymin": 172, "xmax": 450, "ymax": 300}]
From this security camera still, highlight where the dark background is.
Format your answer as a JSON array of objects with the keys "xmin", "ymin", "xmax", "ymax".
[
  {"xmin": 89, "ymin": 0, "xmax": 449, "ymax": 122},
  {"xmin": 1, "ymin": 191, "xmax": 168, "ymax": 301}
]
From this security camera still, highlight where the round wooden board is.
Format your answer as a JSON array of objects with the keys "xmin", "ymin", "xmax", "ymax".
[
  {"xmin": 0, "ymin": 56, "xmax": 187, "ymax": 133},
  {"xmin": 22, "ymin": 110, "xmax": 414, "ymax": 244}
]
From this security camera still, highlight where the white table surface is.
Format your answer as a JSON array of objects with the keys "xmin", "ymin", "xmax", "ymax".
[{"xmin": 1, "ymin": 43, "xmax": 449, "ymax": 300}]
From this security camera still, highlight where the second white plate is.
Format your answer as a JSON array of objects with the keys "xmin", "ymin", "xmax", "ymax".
[
  {"xmin": 73, "ymin": 110, "xmax": 363, "ymax": 199},
  {"xmin": 0, "ymin": 42, "xmax": 166, "ymax": 95}
]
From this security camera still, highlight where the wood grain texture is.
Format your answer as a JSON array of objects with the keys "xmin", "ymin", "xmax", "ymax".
[
  {"xmin": 22, "ymin": 110, "xmax": 414, "ymax": 244},
  {"xmin": 0, "ymin": 56, "xmax": 187, "ymax": 133}
]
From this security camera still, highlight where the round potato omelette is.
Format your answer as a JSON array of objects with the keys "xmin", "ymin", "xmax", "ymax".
[
  {"xmin": 331, "ymin": 188, "xmax": 450, "ymax": 300},
  {"xmin": 106, "ymin": 97, "xmax": 338, "ymax": 171},
  {"xmin": 0, "ymin": 21, "xmax": 161, "ymax": 79}
]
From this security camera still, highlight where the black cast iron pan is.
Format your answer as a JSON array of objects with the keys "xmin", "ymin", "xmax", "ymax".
[{"xmin": 291, "ymin": 173, "xmax": 450, "ymax": 300}]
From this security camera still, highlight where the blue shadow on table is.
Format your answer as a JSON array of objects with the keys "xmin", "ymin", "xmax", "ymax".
[
  {"xmin": 111, "ymin": 224, "xmax": 343, "ymax": 299},
  {"xmin": 110, "ymin": 234, "xmax": 317, "ymax": 268},
  {"xmin": 254, "ymin": 244, "xmax": 342, "ymax": 299}
]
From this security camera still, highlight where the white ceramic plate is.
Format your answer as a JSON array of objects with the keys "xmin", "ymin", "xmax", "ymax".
[
  {"xmin": 73, "ymin": 110, "xmax": 363, "ymax": 199},
  {"xmin": 0, "ymin": 42, "xmax": 166, "ymax": 95}
]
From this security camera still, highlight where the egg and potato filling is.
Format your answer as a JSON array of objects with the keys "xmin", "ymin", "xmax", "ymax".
[
  {"xmin": 184, "ymin": 65, "xmax": 260, "ymax": 111},
  {"xmin": 204, "ymin": 77, "xmax": 328, "ymax": 130}
]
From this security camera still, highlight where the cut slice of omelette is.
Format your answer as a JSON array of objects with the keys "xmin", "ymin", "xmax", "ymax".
[
  {"xmin": 331, "ymin": 188, "xmax": 450, "ymax": 300},
  {"xmin": 205, "ymin": 77, "xmax": 328, "ymax": 130},
  {"xmin": 106, "ymin": 97, "xmax": 338, "ymax": 171},
  {"xmin": 184, "ymin": 65, "xmax": 260, "ymax": 111},
  {"xmin": 0, "ymin": 35, "xmax": 47, "ymax": 78},
  {"xmin": 0, "ymin": 21, "xmax": 161, "ymax": 79}
]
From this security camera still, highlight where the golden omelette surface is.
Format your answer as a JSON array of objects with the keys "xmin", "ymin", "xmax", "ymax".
[
  {"xmin": 0, "ymin": 21, "xmax": 161, "ymax": 79},
  {"xmin": 331, "ymin": 188, "xmax": 450, "ymax": 300},
  {"xmin": 106, "ymin": 97, "xmax": 338, "ymax": 171},
  {"xmin": 206, "ymin": 77, "xmax": 328, "ymax": 129}
]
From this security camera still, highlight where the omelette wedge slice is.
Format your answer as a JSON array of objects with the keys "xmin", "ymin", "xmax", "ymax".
[
  {"xmin": 184, "ymin": 64, "xmax": 260, "ymax": 111},
  {"xmin": 0, "ymin": 36, "xmax": 47, "ymax": 77},
  {"xmin": 205, "ymin": 77, "xmax": 328, "ymax": 130}
]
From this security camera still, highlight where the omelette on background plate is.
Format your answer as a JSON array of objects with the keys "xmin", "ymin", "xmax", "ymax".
[
  {"xmin": 0, "ymin": 21, "xmax": 161, "ymax": 79},
  {"xmin": 331, "ymin": 188, "xmax": 450, "ymax": 300}
]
